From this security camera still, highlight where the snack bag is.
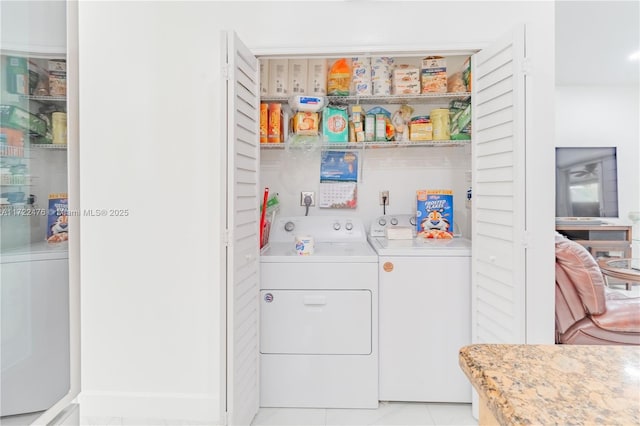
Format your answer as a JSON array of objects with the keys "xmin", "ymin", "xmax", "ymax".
[{"xmin": 327, "ymin": 58, "xmax": 351, "ymax": 96}]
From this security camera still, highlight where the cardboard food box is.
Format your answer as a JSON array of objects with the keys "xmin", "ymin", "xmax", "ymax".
[
  {"xmin": 288, "ymin": 59, "xmax": 308, "ymax": 95},
  {"xmin": 48, "ymin": 60, "xmax": 67, "ymax": 97},
  {"xmin": 392, "ymin": 65, "xmax": 420, "ymax": 83},
  {"xmin": 267, "ymin": 103, "xmax": 282, "ymax": 143},
  {"xmin": 409, "ymin": 121, "xmax": 433, "ymax": 141},
  {"xmin": 47, "ymin": 193, "xmax": 69, "ymax": 244},
  {"xmin": 260, "ymin": 59, "xmax": 269, "ymax": 96},
  {"xmin": 307, "ymin": 59, "xmax": 327, "ymax": 95},
  {"xmin": 416, "ymin": 189, "xmax": 454, "ymax": 238},
  {"xmin": 421, "ymin": 56, "xmax": 447, "ymax": 94},
  {"xmin": 392, "ymin": 81, "xmax": 421, "ymax": 95},
  {"xmin": 293, "ymin": 111, "xmax": 319, "ymax": 135},
  {"xmin": 6, "ymin": 56, "xmax": 28, "ymax": 95},
  {"xmin": 268, "ymin": 59, "xmax": 288, "ymax": 96},
  {"xmin": 260, "ymin": 103, "xmax": 268, "ymax": 143},
  {"xmin": 0, "ymin": 104, "xmax": 48, "ymax": 137}
]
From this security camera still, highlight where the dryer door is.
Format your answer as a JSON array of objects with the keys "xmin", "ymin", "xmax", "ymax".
[{"xmin": 260, "ymin": 290, "xmax": 372, "ymax": 355}]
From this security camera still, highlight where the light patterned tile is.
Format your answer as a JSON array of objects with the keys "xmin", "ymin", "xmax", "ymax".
[
  {"xmin": 251, "ymin": 408, "xmax": 325, "ymax": 426},
  {"xmin": 326, "ymin": 401, "xmax": 433, "ymax": 426},
  {"xmin": 426, "ymin": 403, "xmax": 477, "ymax": 426},
  {"xmin": 120, "ymin": 418, "xmax": 167, "ymax": 426},
  {"xmin": 160, "ymin": 419, "xmax": 215, "ymax": 426},
  {"xmin": 80, "ymin": 416, "xmax": 123, "ymax": 426}
]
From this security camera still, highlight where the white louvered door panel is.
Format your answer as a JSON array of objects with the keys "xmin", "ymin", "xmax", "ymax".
[
  {"xmin": 225, "ymin": 31, "xmax": 260, "ymax": 426},
  {"xmin": 471, "ymin": 26, "xmax": 527, "ymax": 344}
]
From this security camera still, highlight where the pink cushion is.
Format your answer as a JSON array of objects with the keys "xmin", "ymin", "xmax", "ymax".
[
  {"xmin": 592, "ymin": 297, "xmax": 640, "ymax": 333},
  {"xmin": 555, "ymin": 233, "xmax": 607, "ymax": 315}
]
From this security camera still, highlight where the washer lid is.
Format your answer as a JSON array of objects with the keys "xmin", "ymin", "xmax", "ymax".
[
  {"xmin": 261, "ymin": 241, "xmax": 377, "ymax": 263},
  {"xmin": 368, "ymin": 236, "xmax": 471, "ymax": 256}
]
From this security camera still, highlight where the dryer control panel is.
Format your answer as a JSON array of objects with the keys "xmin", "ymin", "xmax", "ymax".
[{"xmin": 369, "ymin": 215, "xmax": 416, "ymax": 238}]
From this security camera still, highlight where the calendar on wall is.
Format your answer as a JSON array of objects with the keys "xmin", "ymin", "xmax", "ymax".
[{"xmin": 318, "ymin": 151, "xmax": 358, "ymax": 209}]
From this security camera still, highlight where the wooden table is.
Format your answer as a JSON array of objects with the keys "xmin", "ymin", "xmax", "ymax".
[
  {"xmin": 598, "ymin": 258, "xmax": 640, "ymax": 290},
  {"xmin": 459, "ymin": 344, "xmax": 640, "ymax": 425}
]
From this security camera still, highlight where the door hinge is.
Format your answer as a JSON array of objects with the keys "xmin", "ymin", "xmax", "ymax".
[
  {"xmin": 224, "ymin": 228, "xmax": 232, "ymax": 246},
  {"xmin": 522, "ymin": 231, "xmax": 531, "ymax": 248}
]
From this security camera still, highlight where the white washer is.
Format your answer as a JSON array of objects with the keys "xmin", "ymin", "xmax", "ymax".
[
  {"xmin": 369, "ymin": 214, "xmax": 472, "ymax": 403},
  {"xmin": 260, "ymin": 216, "xmax": 378, "ymax": 409}
]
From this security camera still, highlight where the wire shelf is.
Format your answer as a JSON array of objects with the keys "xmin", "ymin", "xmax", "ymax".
[
  {"xmin": 261, "ymin": 92, "xmax": 471, "ymax": 105},
  {"xmin": 260, "ymin": 140, "xmax": 470, "ymax": 149}
]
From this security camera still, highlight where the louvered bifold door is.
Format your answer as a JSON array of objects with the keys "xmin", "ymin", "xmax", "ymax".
[
  {"xmin": 225, "ymin": 31, "xmax": 260, "ymax": 426},
  {"xmin": 471, "ymin": 25, "xmax": 527, "ymax": 345}
]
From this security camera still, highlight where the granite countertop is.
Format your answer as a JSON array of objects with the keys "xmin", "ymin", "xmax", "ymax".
[{"xmin": 459, "ymin": 344, "xmax": 640, "ymax": 425}]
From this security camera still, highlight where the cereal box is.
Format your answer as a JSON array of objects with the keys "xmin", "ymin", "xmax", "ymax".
[
  {"xmin": 47, "ymin": 193, "xmax": 69, "ymax": 244},
  {"xmin": 416, "ymin": 189, "xmax": 454, "ymax": 238}
]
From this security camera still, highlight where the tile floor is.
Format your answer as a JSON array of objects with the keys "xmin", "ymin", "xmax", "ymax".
[
  {"xmin": 76, "ymin": 402, "xmax": 476, "ymax": 425},
  {"xmin": 251, "ymin": 402, "xmax": 477, "ymax": 426}
]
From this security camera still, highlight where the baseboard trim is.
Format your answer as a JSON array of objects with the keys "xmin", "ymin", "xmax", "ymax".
[{"xmin": 78, "ymin": 390, "xmax": 221, "ymax": 424}]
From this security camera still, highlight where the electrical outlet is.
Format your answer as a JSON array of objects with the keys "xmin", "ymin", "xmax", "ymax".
[
  {"xmin": 379, "ymin": 190, "xmax": 390, "ymax": 205},
  {"xmin": 300, "ymin": 191, "xmax": 315, "ymax": 206}
]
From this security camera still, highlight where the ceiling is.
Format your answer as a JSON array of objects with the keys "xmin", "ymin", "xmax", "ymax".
[{"xmin": 556, "ymin": 0, "xmax": 639, "ymax": 86}]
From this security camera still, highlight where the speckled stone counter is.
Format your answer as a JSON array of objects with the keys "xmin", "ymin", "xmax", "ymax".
[{"xmin": 459, "ymin": 344, "xmax": 640, "ymax": 425}]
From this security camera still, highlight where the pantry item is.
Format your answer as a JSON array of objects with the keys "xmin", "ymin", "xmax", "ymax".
[
  {"xmin": 267, "ymin": 103, "xmax": 282, "ymax": 143},
  {"xmin": 364, "ymin": 114, "xmax": 375, "ymax": 141},
  {"xmin": 371, "ymin": 57, "xmax": 393, "ymax": 96},
  {"xmin": 295, "ymin": 235, "xmax": 314, "ymax": 255},
  {"xmin": 52, "ymin": 112, "xmax": 67, "ymax": 144},
  {"xmin": 48, "ymin": 60, "xmax": 67, "ymax": 96},
  {"xmin": 260, "ymin": 103, "xmax": 268, "ymax": 143},
  {"xmin": 268, "ymin": 59, "xmax": 288, "ymax": 96},
  {"xmin": 288, "ymin": 95, "xmax": 326, "ymax": 112},
  {"xmin": 421, "ymin": 56, "xmax": 447, "ymax": 93},
  {"xmin": 0, "ymin": 105, "xmax": 48, "ymax": 136},
  {"xmin": 292, "ymin": 112, "xmax": 319, "ymax": 135},
  {"xmin": 322, "ymin": 105, "xmax": 349, "ymax": 142},
  {"xmin": 416, "ymin": 189, "xmax": 454, "ymax": 238},
  {"xmin": 260, "ymin": 60, "xmax": 269, "ymax": 96},
  {"xmin": 409, "ymin": 115, "xmax": 432, "ymax": 141},
  {"xmin": 307, "ymin": 59, "xmax": 328, "ymax": 95},
  {"xmin": 351, "ymin": 57, "xmax": 372, "ymax": 96},
  {"xmin": 392, "ymin": 64, "xmax": 420, "ymax": 95},
  {"xmin": 391, "ymin": 104, "xmax": 414, "ymax": 141},
  {"xmin": 327, "ymin": 58, "xmax": 351, "ymax": 96},
  {"xmin": 431, "ymin": 108, "xmax": 450, "ymax": 140},
  {"xmin": 288, "ymin": 59, "xmax": 308, "ymax": 95},
  {"xmin": 5, "ymin": 56, "xmax": 28, "ymax": 95},
  {"xmin": 47, "ymin": 193, "xmax": 69, "ymax": 244}
]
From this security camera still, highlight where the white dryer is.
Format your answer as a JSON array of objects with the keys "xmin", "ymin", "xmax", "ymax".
[
  {"xmin": 369, "ymin": 214, "xmax": 472, "ymax": 403},
  {"xmin": 260, "ymin": 216, "xmax": 378, "ymax": 409}
]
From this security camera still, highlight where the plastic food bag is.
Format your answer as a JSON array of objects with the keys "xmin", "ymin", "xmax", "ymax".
[{"xmin": 327, "ymin": 58, "xmax": 351, "ymax": 96}]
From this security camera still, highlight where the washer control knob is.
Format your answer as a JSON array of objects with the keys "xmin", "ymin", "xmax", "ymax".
[
  {"xmin": 333, "ymin": 222, "xmax": 341, "ymax": 230},
  {"xmin": 378, "ymin": 218, "xmax": 387, "ymax": 226},
  {"xmin": 345, "ymin": 222, "xmax": 353, "ymax": 231},
  {"xmin": 284, "ymin": 221, "xmax": 295, "ymax": 232},
  {"xmin": 410, "ymin": 216, "xmax": 416, "ymax": 226},
  {"xmin": 390, "ymin": 217, "xmax": 398, "ymax": 226}
]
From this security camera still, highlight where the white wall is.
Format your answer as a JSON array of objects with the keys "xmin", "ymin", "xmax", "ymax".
[
  {"xmin": 556, "ymin": 85, "xmax": 640, "ymax": 253},
  {"xmin": 77, "ymin": 1, "xmax": 554, "ymax": 423},
  {"xmin": 77, "ymin": 2, "xmax": 223, "ymax": 422},
  {"xmin": 0, "ymin": 0, "xmax": 66, "ymax": 56}
]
